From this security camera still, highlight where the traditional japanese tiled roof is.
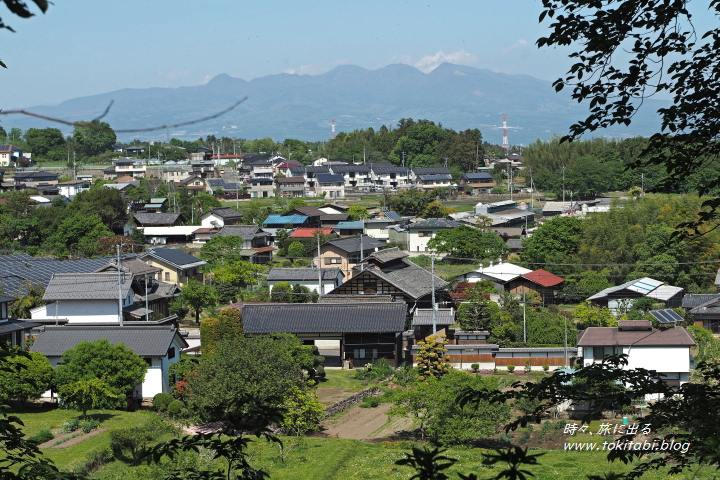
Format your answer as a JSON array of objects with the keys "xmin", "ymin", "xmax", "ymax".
[
  {"xmin": 141, "ymin": 248, "xmax": 206, "ymax": 269},
  {"xmin": 290, "ymin": 228, "xmax": 334, "ymax": 238},
  {"xmin": 577, "ymin": 324, "xmax": 695, "ymax": 347},
  {"xmin": 407, "ymin": 218, "xmax": 461, "ymax": 229},
  {"xmin": 43, "ymin": 273, "xmax": 132, "ymax": 301},
  {"xmin": 134, "ymin": 212, "xmax": 182, "ymax": 226},
  {"xmin": 241, "ymin": 303, "xmax": 407, "ymax": 334},
  {"xmin": 412, "ymin": 308, "xmax": 456, "ymax": 326},
  {"xmin": 267, "ymin": 267, "xmax": 341, "ymax": 282},
  {"xmin": 412, "ymin": 167, "xmax": 452, "ymax": 175},
  {"xmin": 324, "ymin": 235, "xmax": 385, "ymax": 254},
  {"xmin": 30, "ymin": 325, "xmax": 188, "ymax": 357}
]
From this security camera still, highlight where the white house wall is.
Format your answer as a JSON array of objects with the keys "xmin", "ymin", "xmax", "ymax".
[{"xmin": 32, "ymin": 297, "xmax": 132, "ymax": 324}]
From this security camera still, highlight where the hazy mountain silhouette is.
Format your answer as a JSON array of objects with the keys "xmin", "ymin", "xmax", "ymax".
[{"xmin": 8, "ymin": 63, "xmax": 665, "ymax": 145}]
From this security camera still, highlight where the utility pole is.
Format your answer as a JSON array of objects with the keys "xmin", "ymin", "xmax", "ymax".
[
  {"xmin": 317, "ymin": 236, "xmax": 323, "ymax": 296},
  {"xmin": 431, "ymin": 254, "xmax": 437, "ymax": 334},
  {"xmin": 117, "ymin": 245, "xmax": 124, "ymax": 326},
  {"xmin": 562, "ymin": 165, "xmax": 566, "ymax": 203},
  {"xmin": 523, "ymin": 292, "xmax": 526, "ymax": 343},
  {"xmin": 145, "ymin": 273, "xmax": 149, "ymax": 322},
  {"xmin": 564, "ymin": 316, "xmax": 568, "ymax": 367}
]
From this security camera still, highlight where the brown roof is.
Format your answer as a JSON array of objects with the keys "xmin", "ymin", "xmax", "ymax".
[
  {"xmin": 521, "ymin": 269, "xmax": 564, "ymax": 287},
  {"xmin": 276, "ymin": 176, "xmax": 305, "ymax": 184},
  {"xmin": 577, "ymin": 326, "xmax": 695, "ymax": 347},
  {"xmin": 114, "ymin": 175, "xmax": 135, "ymax": 183}
]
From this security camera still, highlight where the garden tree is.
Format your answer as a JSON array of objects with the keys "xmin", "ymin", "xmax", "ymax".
[
  {"xmin": 456, "ymin": 295, "xmax": 500, "ymax": 331},
  {"xmin": 279, "ymin": 386, "xmax": 325, "ymax": 436},
  {"xmin": 183, "ymin": 334, "xmax": 311, "ymax": 422},
  {"xmin": 390, "ymin": 122, "xmax": 447, "ymax": 167},
  {"xmin": 286, "ymin": 241, "xmax": 306, "ymax": 258},
  {"xmin": 247, "ymin": 137, "xmax": 279, "ymax": 155},
  {"xmin": 23, "ymin": 128, "xmax": 64, "ymax": 158},
  {"xmin": 177, "ymin": 280, "xmax": 219, "ymax": 324},
  {"xmin": 54, "ymin": 339, "xmax": 146, "ymax": 409},
  {"xmin": 536, "ymin": 0, "xmax": 720, "ymax": 227},
  {"xmin": 275, "ymin": 228, "xmax": 290, "ymax": 255},
  {"xmin": 427, "ymin": 225, "xmax": 508, "ymax": 261},
  {"xmin": 0, "ymin": 350, "xmax": 53, "ymax": 404},
  {"xmin": 191, "ymin": 192, "xmax": 222, "ymax": 217},
  {"xmin": 167, "ymin": 354, "xmax": 198, "ymax": 394},
  {"xmin": 58, "ymin": 378, "xmax": 120, "ymax": 420},
  {"xmin": 7, "ymin": 282, "xmax": 45, "ymax": 319},
  {"xmin": 71, "ymin": 119, "xmax": 116, "ymax": 157},
  {"xmin": 525, "ymin": 308, "xmax": 578, "ymax": 346},
  {"xmin": 0, "ymin": 345, "xmax": 83, "ymax": 480},
  {"xmin": 388, "ymin": 189, "xmax": 435, "ymax": 217},
  {"xmin": 688, "ymin": 325, "xmax": 720, "ymax": 374},
  {"xmin": 347, "ymin": 205, "xmax": 369, "ymax": 220},
  {"xmin": 290, "ymin": 283, "xmax": 319, "ymax": 303},
  {"xmin": 288, "ymin": 197, "xmax": 307, "ymax": 209},
  {"xmin": 392, "ymin": 372, "xmax": 511, "ymax": 446},
  {"xmin": 73, "ymin": 186, "xmax": 128, "ymax": 231},
  {"xmin": 270, "ymin": 281, "xmax": 293, "ymax": 302},
  {"xmin": 199, "ymin": 308, "xmax": 243, "ymax": 354},
  {"xmin": 96, "ymin": 235, "xmax": 139, "ymax": 255},
  {"xmin": 573, "ymin": 301, "xmax": 617, "ymax": 329},
  {"xmin": 440, "ymin": 128, "xmax": 483, "ymax": 172},
  {"xmin": 519, "ymin": 215, "xmax": 583, "ymax": 268},
  {"xmin": 561, "ymin": 270, "xmax": 613, "ymax": 303},
  {"xmin": 415, "ymin": 334, "xmax": 451, "ymax": 381},
  {"xmin": 47, "ymin": 213, "xmax": 113, "ymax": 257},
  {"xmin": 421, "ymin": 200, "xmax": 455, "ymax": 219}
]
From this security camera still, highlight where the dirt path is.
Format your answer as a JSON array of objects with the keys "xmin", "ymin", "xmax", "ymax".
[
  {"xmin": 39, "ymin": 428, "xmax": 108, "ymax": 449},
  {"xmin": 320, "ymin": 403, "xmax": 392, "ymax": 440}
]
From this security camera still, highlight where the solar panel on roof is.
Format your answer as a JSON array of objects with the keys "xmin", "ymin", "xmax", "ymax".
[{"xmin": 649, "ymin": 309, "xmax": 684, "ymax": 324}]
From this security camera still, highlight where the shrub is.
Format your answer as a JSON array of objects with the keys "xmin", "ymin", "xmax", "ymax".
[
  {"xmin": 470, "ymin": 363, "xmax": 480, "ymax": 373},
  {"xmin": 61, "ymin": 418, "xmax": 81, "ymax": 434},
  {"xmin": 166, "ymin": 400, "xmax": 186, "ymax": 418},
  {"xmin": 524, "ymin": 359, "xmax": 532, "ymax": 373},
  {"xmin": 79, "ymin": 447, "xmax": 114, "ymax": 474},
  {"xmin": 393, "ymin": 364, "xmax": 419, "ymax": 386},
  {"xmin": 81, "ymin": 419, "xmax": 100, "ymax": 434},
  {"xmin": 359, "ymin": 397, "xmax": 381, "ymax": 408},
  {"xmin": 542, "ymin": 365, "xmax": 550, "ymax": 373},
  {"xmin": 153, "ymin": 392, "xmax": 174, "ymax": 412},
  {"xmin": 507, "ymin": 365, "xmax": 516, "ymax": 373},
  {"xmin": 27, "ymin": 429, "xmax": 54, "ymax": 444}
]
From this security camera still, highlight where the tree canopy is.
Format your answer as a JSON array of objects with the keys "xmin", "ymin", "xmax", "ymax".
[{"xmin": 427, "ymin": 225, "xmax": 508, "ymax": 261}]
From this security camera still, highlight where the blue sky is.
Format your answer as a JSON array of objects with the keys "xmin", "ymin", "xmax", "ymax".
[
  {"xmin": 1, "ymin": 1, "xmax": 576, "ymax": 109},
  {"xmin": 2, "ymin": 1, "xmax": 714, "ymax": 111}
]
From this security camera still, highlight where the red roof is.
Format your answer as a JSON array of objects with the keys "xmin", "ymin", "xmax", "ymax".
[
  {"xmin": 521, "ymin": 269, "xmax": 564, "ymax": 287},
  {"xmin": 193, "ymin": 228, "xmax": 217, "ymax": 234},
  {"xmin": 290, "ymin": 228, "xmax": 334, "ymax": 238},
  {"xmin": 114, "ymin": 175, "xmax": 135, "ymax": 183}
]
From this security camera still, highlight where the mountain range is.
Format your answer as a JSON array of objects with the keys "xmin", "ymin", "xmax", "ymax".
[{"xmin": 7, "ymin": 63, "xmax": 666, "ymax": 145}]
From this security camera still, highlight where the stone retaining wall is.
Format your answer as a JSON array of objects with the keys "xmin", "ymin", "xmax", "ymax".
[{"xmin": 322, "ymin": 387, "xmax": 380, "ymax": 419}]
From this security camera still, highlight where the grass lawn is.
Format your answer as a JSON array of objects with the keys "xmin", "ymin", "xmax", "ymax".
[{"xmin": 317, "ymin": 369, "xmax": 382, "ymax": 390}]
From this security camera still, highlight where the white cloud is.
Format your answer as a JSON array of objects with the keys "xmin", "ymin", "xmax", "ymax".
[
  {"xmin": 284, "ymin": 59, "xmax": 348, "ymax": 75},
  {"xmin": 502, "ymin": 39, "xmax": 530, "ymax": 55},
  {"xmin": 412, "ymin": 50, "xmax": 478, "ymax": 73}
]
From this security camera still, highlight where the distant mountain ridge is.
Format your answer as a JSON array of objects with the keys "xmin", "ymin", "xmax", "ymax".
[{"xmin": 8, "ymin": 63, "xmax": 665, "ymax": 144}]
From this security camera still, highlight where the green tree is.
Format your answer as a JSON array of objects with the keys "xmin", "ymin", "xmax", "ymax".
[
  {"xmin": 573, "ymin": 301, "xmax": 617, "ymax": 329},
  {"xmin": 47, "ymin": 213, "xmax": 112, "ymax": 257},
  {"xmin": 347, "ymin": 205, "xmax": 369, "ymax": 221},
  {"xmin": 184, "ymin": 334, "xmax": 310, "ymax": 422},
  {"xmin": 7, "ymin": 282, "xmax": 45, "ymax": 319},
  {"xmin": 54, "ymin": 339, "xmax": 147, "ymax": 409},
  {"xmin": 456, "ymin": 296, "xmax": 500, "ymax": 331},
  {"xmin": 73, "ymin": 186, "xmax": 128, "ymax": 231},
  {"xmin": 427, "ymin": 225, "xmax": 508, "ymax": 261},
  {"xmin": 388, "ymin": 189, "xmax": 435, "ymax": 217},
  {"xmin": 280, "ymin": 386, "xmax": 325, "ymax": 436},
  {"xmin": 0, "ymin": 350, "xmax": 53, "ymax": 404},
  {"xmin": 286, "ymin": 241, "xmax": 306, "ymax": 258},
  {"xmin": 288, "ymin": 197, "xmax": 308, "ymax": 209},
  {"xmin": 422, "ymin": 201, "xmax": 455, "ymax": 219},
  {"xmin": 23, "ymin": 128, "xmax": 64, "ymax": 158},
  {"xmin": 520, "ymin": 216, "xmax": 582, "ymax": 267},
  {"xmin": 59, "ymin": 378, "xmax": 120, "ymax": 420},
  {"xmin": 177, "ymin": 280, "xmax": 218, "ymax": 324},
  {"xmin": 71, "ymin": 120, "xmax": 116, "ymax": 157},
  {"xmin": 270, "ymin": 281, "xmax": 292, "ymax": 302}
]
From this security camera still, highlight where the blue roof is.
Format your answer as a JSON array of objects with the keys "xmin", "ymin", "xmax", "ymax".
[
  {"xmin": 263, "ymin": 214, "xmax": 309, "ymax": 225},
  {"xmin": 335, "ymin": 221, "xmax": 364, "ymax": 230}
]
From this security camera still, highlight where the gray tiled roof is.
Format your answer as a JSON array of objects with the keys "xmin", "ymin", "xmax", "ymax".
[
  {"xmin": 0, "ymin": 294, "xmax": 18, "ymax": 303},
  {"xmin": 362, "ymin": 247, "xmax": 408, "ymax": 264},
  {"xmin": 267, "ymin": 267, "xmax": 342, "ymax": 282},
  {"xmin": 318, "ymin": 294, "xmax": 395, "ymax": 304},
  {"xmin": 305, "ymin": 166, "xmax": 330, "ymax": 173},
  {"xmin": 134, "ymin": 212, "xmax": 182, "ymax": 225},
  {"xmin": 417, "ymin": 174, "xmax": 452, "ymax": 181},
  {"xmin": 340, "ymin": 257, "xmax": 449, "ymax": 300},
  {"xmin": 95, "ymin": 255, "xmax": 161, "ymax": 277},
  {"xmin": 412, "ymin": 167, "xmax": 451, "ymax": 175},
  {"xmin": 325, "ymin": 235, "xmax": 386, "ymax": 254},
  {"xmin": 413, "ymin": 308, "xmax": 456, "ymax": 326},
  {"xmin": 408, "ymin": 218, "xmax": 461, "ymax": 229},
  {"xmin": 241, "ymin": 303, "xmax": 407, "ymax": 334},
  {"xmin": 371, "ymin": 165, "xmax": 410, "ymax": 174},
  {"xmin": 30, "ymin": 325, "xmax": 188, "ymax": 357},
  {"xmin": 206, "ymin": 207, "xmax": 242, "ymax": 219},
  {"xmin": 216, "ymin": 225, "xmax": 263, "ymax": 240},
  {"xmin": 0, "ymin": 319, "xmax": 40, "ymax": 335},
  {"xmin": 681, "ymin": 294, "xmax": 720, "ymax": 309},
  {"xmin": 577, "ymin": 326, "xmax": 695, "ymax": 347},
  {"xmin": 43, "ymin": 273, "xmax": 132, "ymax": 301},
  {"xmin": 330, "ymin": 164, "xmax": 371, "ymax": 173}
]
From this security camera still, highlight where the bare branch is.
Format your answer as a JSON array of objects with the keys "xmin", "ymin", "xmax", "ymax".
[{"xmin": 0, "ymin": 96, "xmax": 248, "ymax": 133}]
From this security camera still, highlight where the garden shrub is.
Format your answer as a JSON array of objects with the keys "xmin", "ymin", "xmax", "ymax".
[
  {"xmin": 542, "ymin": 365, "xmax": 550, "ymax": 373},
  {"xmin": 507, "ymin": 365, "xmax": 516, "ymax": 373},
  {"xmin": 167, "ymin": 399, "xmax": 186, "ymax": 418},
  {"xmin": 470, "ymin": 363, "xmax": 480, "ymax": 373},
  {"xmin": 61, "ymin": 418, "xmax": 81, "ymax": 434},
  {"xmin": 27, "ymin": 429, "xmax": 54, "ymax": 444},
  {"xmin": 153, "ymin": 392, "xmax": 174, "ymax": 412},
  {"xmin": 81, "ymin": 419, "xmax": 100, "ymax": 434}
]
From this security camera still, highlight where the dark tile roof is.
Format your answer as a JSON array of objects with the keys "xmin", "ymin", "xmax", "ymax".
[
  {"xmin": 267, "ymin": 267, "xmax": 342, "ymax": 282},
  {"xmin": 417, "ymin": 174, "xmax": 452, "ymax": 181},
  {"xmin": 276, "ymin": 176, "xmax": 306, "ymax": 184},
  {"xmin": 205, "ymin": 207, "xmax": 242, "ymax": 219},
  {"xmin": 318, "ymin": 294, "xmax": 395, "ymax": 304},
  {"xmin": 362, "ymin": 247, "xmax": 408, "ymax": 264},
  {"xmin": 285, "ymin": 206, "xmax": 326, "ymax": 217},
  {"xmin": 324, "ymin": 235, "xmax": 386, "ymax": 254},
  {"xmin": 94, "ymin": 256, "xmax": 161, "ymax": 277},
  {"xmin": 341, "ymin": 258, "xmax": 449, "ymax": 300},
  {"xmin": 247, "ymin": 178, "xmax": 273, "ymax": 185},
  {"xmin": 0, "ymin": 318, "xmax": 40, "ymax": 335},
  {"xmin": 371, "ymin": 165, "xmax": 410, "ymax": 174},
  {"xmin": 305, "ymin": 166, "xmax": 330, "ymax": 173},
  {"xmin": 315, "ymin": 173, "xmax": 344, "ymax": 183},
  {"xmin": 408, "ymin": 218, "xmax": 461, "ymax": 229},
  {"xmin": 0, "ymin": 294, "xmax": 18, "ymax": 303},
  {"xmin": 413, "ymin": 308, "xmax": 455, "ymax": 326},
  {"xmin": 30, "ymin": 325, "xmax": 188, "ymax": 357},
  {"xmin": 216, "ymin": 225, "xmax": 263, "ymax": 240},
  {"xmin": 577, "ymin": 326, "xmax": 695, "ymax": 347},
  {"xmin": 681, "ymin": 294, "xmax": 720, "ymax": 309},
  {"xmin": 13, "ymin": 171, "xmax": 59, "ymax": 180},
  {"xmin": 43, "ymin": 273, "xmax": 133, "ymax": 301},
  {"xmin": 330, "ymin": 164, "xmax": 371, "ymax": 173},
  {"xmin": 412, "ymin": 167, "xmax": 451, "ymax": 175},
  {"xmin": 142, "ymin": 248, "xmax": 206, "ymax": 269},
  {"xmin": 134, "ymin": 212, "xmax": 182, "ymax": 225},
  {"xmin": 241, "ymin": 303, "xmax": 407, "ymax": 334}
]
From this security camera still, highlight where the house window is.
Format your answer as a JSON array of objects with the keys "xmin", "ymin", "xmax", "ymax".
[
  {"xmin": 0, "ymin": 302, "xmax": 6, "ymax": 320},
  {"xmin": 168, "ymin": 347, "xmax": 176, "ymax": 359},
  {"xmin": 164, "ymin": 272, "xmax": 170, "ymax": 281},
  {"xmin": 324, "ymin": 257, "xmax": 342, "ymax": 265},
  {"xmin": 354, "ymin": 348, "xmax": 366, "ymax": 359},
  {"xmin": 144, "ymin": 357, "xmax": 153, "ymax": 366}
]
